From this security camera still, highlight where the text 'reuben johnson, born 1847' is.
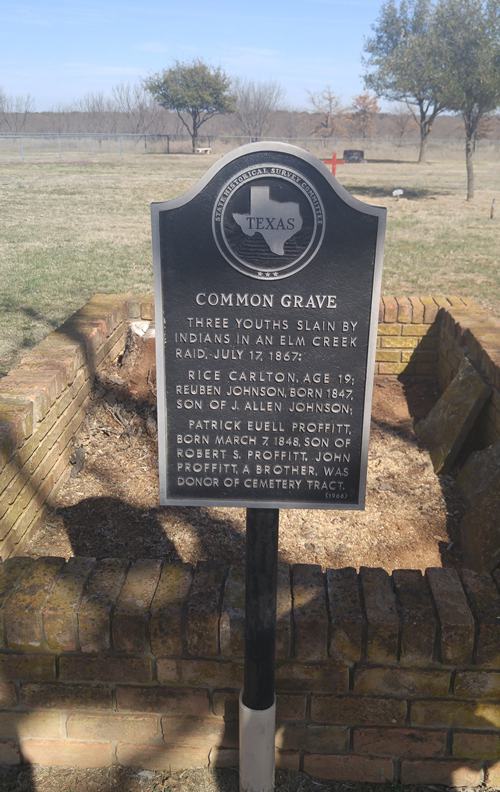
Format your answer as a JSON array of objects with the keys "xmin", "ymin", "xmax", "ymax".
[{"xmin": 152, "ymin": 143, "xmax": 386, "ymax": 509}]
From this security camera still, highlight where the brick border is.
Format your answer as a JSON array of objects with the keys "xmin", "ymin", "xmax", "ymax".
[
  {"xmin": 0, "ymin": 558, "xmax": 496, "ymax": 782},
  {"xmin": 1, "ymin": 293, "xmax": 500, "ymax": 559}
]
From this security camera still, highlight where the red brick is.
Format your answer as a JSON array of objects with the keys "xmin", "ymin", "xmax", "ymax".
[
  {"xmin": 453, "ymin": 731, "xmax": 500, "ymax": 759},
  {"xmin": 393, "ymin": 569, "xmax": 437, "ymax": 665},
  {"xmin": 78, "ymin": 558, "xmax": 129, "ymax": 652},
  {"xmin": 209, "ymin": 747, "xmax": 238, "ymax": 768},
  {"xmin": 220, "ymin": 565, "xmax": 245, "ymax": 658},
  {"xmin": 276, "ymin": 563, "xmax": 292, "ymax": 660},
  {"xmin": 275, "ymin": 723, "xmax": 306, "ymax": 751},
  {"xmin": 21, "ymin": 739, "xmax": 113, "ymax": 768},
  {"xmin": 426, "ymin": 568, "xmax": 474, "ymax": 664},
  {"xmin": 304, "ymin": 725, "xmax": 348, "ymax": 754},
  {"xmin": 140, "ymin": 301, "xmax": 154, "ymax": 321},
  {"xmin": 158, "ymin": 658, "xmax": 243, "ymax": 688},
  {"xmin": 461, "ymin": 569, "xmax": 500, "ymax": 667},
  {"xmin": 360, "ymin": 567, "xmax": 398, "ymax": 662},
  {"xmin": 117, "ymin": 742, "xmax": 209, "ymax": 770},
  {"xmin": 276, "ymin": 662, "xmax": 348, "ymax": 693},
  {"xmin": 150, "ymin": 562, "xmax": 193, "ymax": 657},
  {"xmin": 400, "ymin": 759, "xmax": 482, "ymax": 786},
  {"xmin": 0, "ymin": 711, "xmax": 62, "ymax": 739},
  {"xmin": 20, "ymin": 683, "xmax": 112, "ymax": 710},
  {"xmin": 377, "ymin": 323, "xmax": 402, "ymax": 336},
  {"xmin": 304, "ymin": 753, "xmax": 394, "ymax": 783},
  {"xmin": 277, "ymin": 749, "xmax": 301, "ymax": 770},
  {"xmin": 397, "ymin": 297, "xmax": 412, "ymax": 323},
  {"xmin": 311, "ymin": 695, "xmax": 406, "ymax": 726},
  {"xmin": 292, "ymin": 564, "xmax": 328, "ymax": 661},
  {"xmin": 211, "ymin": 690, "xmax": 239, "ymax": 719},
  {"xmin": 382, "ymin": 297, "xmax": 398, "ymax": 323},
  {"xmin": 117, "ymin": 686, "xmax": 211, "ymax": 716},
  {"xmin": 409, "ymin": 297, "xmax": 425, "ymax": 323},
  {"xmin": 487, "ymin": 761, "xmax": 500, "ymax": 786},
  {"xmin": 59, "ymin": 655, "xmax": 152, "ymax": 684},
  {"xmin": 353, "ymin": 727, "xmax": 446, "ymax": 758},
  {"xmin": 0, "ymin": 401, "xmax": 34, "ymax": 444},
  {"xmin": 162, "ymin": 716, "xmax": 230, "ymax": 748},
  {"xmin": 0, "ymin": 741, "xmax": 20, "ymax": 765},
  {"xmin": 0, "ymin": 372, "xmax": 58, "ymax": 422},
  {"xmin": 16, "ymin": 361, "xmax": 67, "ymax": 401},
  {"xmin": 376, "ymin": 350, "xmax": 402, "ymax": 363},
  {"xmin": 58, "ymin": 317, "xmax": 106, "ymax": 356},
  {"xmin": 420, "ymin": 297, "xmax": 439, "ymax": 323},
  {"xmin": 411, "ymin": 700, "xmax": 500, "ymax": 729},
  {"xmin": 186, "ymin": 561, "xmax": 226, "ymax": 657},
  {"xmin": 327, "ymin": 567, "xmax": 364, "ymax": 663},
  {"xmin": 0, "ymin": 557, "xmax": 36, "ymax": 648},
  {"xmin": 0, "ymin": 459, "xmax": 17, "ymax": 497},
  {"xmin": 112, "ymin": 558, "xmax": 162, "ymax": 654},
  {"xmin": 454, "ymin": 670, "xmax": 500, "ymax": 699},
  {"xmin": 4, "ymin": 556, "xmax": 64, "ymax": 650},
  {"xmin": 0, "ymin": 469, "xmax": 24, "ymax": 511},
  {"xmin": 276, "ymin": 693, "xmax": 307, "ymax": 721},
  {"xmin": 67, "ymin": 713, "xmax": 160, "ymax": 743},
  {"xmin": 43, "ymin": 557, "xmax": 95, "ymax": 652},
  {"xmin": 0, "ymin": 654, "xmax": 55, "ymax": 682},
  {"xmin": 0, "ymin": 683, "xmax": 16, "ymax": 707},
  {"xmin": 354, "ymin": 667, "xmax": 450, "ymax": 698}
]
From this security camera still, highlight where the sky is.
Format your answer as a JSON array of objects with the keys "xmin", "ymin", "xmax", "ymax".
[{"xmin": 0, "ymin": 0, "xmax": 386, "ymax": 111}]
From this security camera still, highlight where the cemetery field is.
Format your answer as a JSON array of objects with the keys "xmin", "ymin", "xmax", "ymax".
[{"xmin": 1, "ymin": 144, "xmax": 499, "ymax": 376}]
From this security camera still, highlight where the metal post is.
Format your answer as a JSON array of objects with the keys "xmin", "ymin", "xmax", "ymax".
[{"xmin": 240, "ymin": 508, "xmax": 278, "ymax": 792}]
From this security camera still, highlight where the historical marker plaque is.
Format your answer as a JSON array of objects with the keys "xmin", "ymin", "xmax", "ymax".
[{"xmin": 152, "ymin": 143, "xmax": 385, "ymax": 509}]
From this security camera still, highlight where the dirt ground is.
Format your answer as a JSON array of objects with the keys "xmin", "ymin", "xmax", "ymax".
[
  {"xmin": 28, "ymin": 366, "xmax": 463, "ymax": 572},
  {"xmin": 0, "ymin": 765, "xmax": 490, "ymax": 792}
]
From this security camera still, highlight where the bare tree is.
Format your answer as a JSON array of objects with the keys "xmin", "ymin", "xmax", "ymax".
[
  {"xmin": 349, "ymin": 93, "xmax": 380, "ymax": 139},
  {"xmin": 0, "ymin": 90, "xmax": 34, "ymax": 133},
  {"xmin": 391, "ymin": 101, "xmax": 418, "ymax": 145},
  {"xmin": 233, "ymin": 79, "xmax": 283, "ymax": 141},
  {"xmin": 77, "ymin": 92, "xmax": 117, "ymax": 133},
  {"xmin": 308, "ymin": 86, "xmax": 345, "ymax": 138},
  {"xmin": 111, "ymin": 82, "xmax": 160, "ymax": 135}
]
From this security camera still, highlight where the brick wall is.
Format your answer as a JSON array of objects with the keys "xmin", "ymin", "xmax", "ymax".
[
  {"xmin": 438, "ymin": 301, "xmax": 500, "ymax": 446},
  {"xmin": 1, "ymin": 293, "xmax": 499, "ymax": 560},
  {"xmin": 0, "ymin": 557, "xmax": 498, "ymax": 785},
  {"xmin": 0, "ymin": 295, "xmax": 132, "ymax": 558}
]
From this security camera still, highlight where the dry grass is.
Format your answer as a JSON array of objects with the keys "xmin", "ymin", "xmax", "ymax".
[
  {"xmin": 0, "ymin": 765, "xmax": 492, "ymax": 792},
  {"xmin": 1, "ymin": 143, "xmax": 499, "ymax": 376}
]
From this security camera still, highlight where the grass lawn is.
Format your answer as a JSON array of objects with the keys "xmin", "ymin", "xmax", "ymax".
[{"xmin": 1, "ymin": 143, "xmax": 499, "ymax": 376}]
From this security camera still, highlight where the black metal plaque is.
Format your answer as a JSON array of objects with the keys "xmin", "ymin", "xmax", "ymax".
[{"xmin": 152, "ymin": 143, "xmax": 385, "ymax": 509}]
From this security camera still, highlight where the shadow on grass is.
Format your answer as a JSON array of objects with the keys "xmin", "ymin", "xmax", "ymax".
[{"xmin": 0, "ymin": 303, "xmax": 62, "ymax": 378}]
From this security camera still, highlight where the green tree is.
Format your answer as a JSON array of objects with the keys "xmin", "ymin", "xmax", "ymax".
[
  {"xmin": 363, "ymin": 0, "xmax": 446, "ymax": 162},
  {"xmin": 434, "ymin": 0, "xmax": 500, "ymax": 200},
  {"xmin": 145, "ymin": 59, "xmax": 234, "ymax": 152}
]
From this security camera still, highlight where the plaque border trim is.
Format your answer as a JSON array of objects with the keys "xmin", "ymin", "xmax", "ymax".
[{"xmin": 152, "ymin": 141, "xmax": 386, "ymax": 510}]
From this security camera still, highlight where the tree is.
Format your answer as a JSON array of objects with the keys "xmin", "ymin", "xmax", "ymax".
[
  {"xmin": 391, "ymin": 101, "xmax": 419, "ymax": 145},
  {"xmin": 363, "ymin": 0, "xmax": 446, "ymax": 162},
  {"xmin": 233, "ymin": 79, "xmax": 283, "ymax": 141},
  {"xmin": 0, "ymin": 89, "xmax": 34, "ymax": 134},
  {"xmin": 111, "ymin": 82, "xmax": 160, "ymax": 135},
  {"xmin": 77, "ymin": 92, "xmax": 117, "ymax": 133},
  {"xmin": 350, "ymin": 93, "xmax": 380, "ymax": 138},
  {"xmin": 145, "ymin": 59, "xmax": 235, "ymax": 152},
  {"xmin": 308, "ymin": 86, "xmax": 345, "ymax": 138},
  {"xmin": 433, "ymin": 0, "xmax": 500, "ymax": 199}
]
